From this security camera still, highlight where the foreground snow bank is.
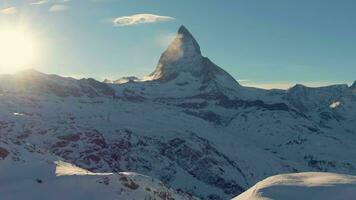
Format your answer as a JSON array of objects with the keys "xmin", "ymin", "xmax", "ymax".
[
  {"xmin": 232, "ymin": 172, "xmax": 356, "ymax": 200},
  {"xmin": 0, "ymin": 155, "xmax": 198, "ymax": 200}
]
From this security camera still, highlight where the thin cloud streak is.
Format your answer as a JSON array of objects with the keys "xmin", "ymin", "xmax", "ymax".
[
  {"xmin": 30, "ymin": 0, "xmax": 49, "ymax": 5},
  {"xmin": 113, "ymin": 14, "xmax": 175, "ymax": 26},
  {"xmin": 49, "ymin": 4, "xmax": 69, "ymax": 12},
  {"xmin": 1, "ymin": 7, "xmax": 18, "ymax": 15},
  {"xmin": 59, "ymin": 0, "xmax": 72, "ymax": 2},
  {"xmin": 155, "ymin": 32, "xmax": 177, "ymax": 48}
]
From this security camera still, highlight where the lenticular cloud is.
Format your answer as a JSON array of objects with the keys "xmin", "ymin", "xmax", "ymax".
[{"xmin": 113, "ymin": 14, "xmax": 175, "ymax": 26}]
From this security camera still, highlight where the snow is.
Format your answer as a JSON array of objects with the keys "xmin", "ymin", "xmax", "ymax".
[
  {"xmin": 232, "ymin": 172, "xmax": 356, "ymax": 200},
  {"xmin": 55, "ymin": 160, "xmax": 112, "ymax": 176},
  {"xmin": 0, "ymin": 142, "xmax": 198, "ymax": 200},
  {"xmin": 148, "ymin": 25, "xmax": 203, "ymax": 81},
  {"xmin": 13, "ymin": 112, "xmax": 25, "ymax": 116},
  {"xmin": 330, "ymin": 101, "xmax": 341, "ymax": 108},
  {"xmin": 0, "ymin": 26, "xmax": 355, "ymax": 200}
]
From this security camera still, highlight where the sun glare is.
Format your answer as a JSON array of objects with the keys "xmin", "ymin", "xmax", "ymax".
[{"xmin": 0, "ymin": 27, "xmax": 37, "ymax": 73}]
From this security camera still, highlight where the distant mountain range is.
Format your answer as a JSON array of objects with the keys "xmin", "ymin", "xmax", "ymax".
[{"xmin": 0, "ymin": 26, "xmax": 355, "ymax": 200}]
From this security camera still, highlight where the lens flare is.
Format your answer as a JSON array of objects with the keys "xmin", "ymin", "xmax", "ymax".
[{"xmin": 0, "ymin": 27, "xmax": 37, "ymax": 73}]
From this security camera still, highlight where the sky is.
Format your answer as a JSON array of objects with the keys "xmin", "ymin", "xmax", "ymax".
[{"xmin": 0, "ymin": 0, "xmax": 355, "ymax": 89}]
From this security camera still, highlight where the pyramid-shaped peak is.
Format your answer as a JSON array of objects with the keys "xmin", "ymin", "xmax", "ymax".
[
  {"xmin": 147, "ymin": 25, "xmax": 240, "ymax": 92},
  {"xmin": 178, "ymin": 25, "xmax": 193, "ymax": 36},
  {"xmin": 173, "ymin": 25, "xmax": 201, "ymax": 56},
  {"xmin": 148, "ymin": 25, "xmax": 203, "ymax": 81}
]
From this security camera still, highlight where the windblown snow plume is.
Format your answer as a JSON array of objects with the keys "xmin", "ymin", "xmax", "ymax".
[{"xmin": 233, "ymin": 172, "xmax": 356, "ymax": 200}]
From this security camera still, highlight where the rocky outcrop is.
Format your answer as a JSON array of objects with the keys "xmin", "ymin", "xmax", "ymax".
[{"xmin": 0, "ymin": 147, "xmax": 9, "ymax": 160}]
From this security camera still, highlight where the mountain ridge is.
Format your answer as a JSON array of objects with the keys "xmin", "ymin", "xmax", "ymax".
[{"xmin": 0, "ymin": 26, "xmax": 355, "ymax": 200}]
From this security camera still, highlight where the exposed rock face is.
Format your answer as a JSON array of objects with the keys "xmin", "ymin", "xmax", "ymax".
[
  {"xmin": 0, "ymin": 147, "xmax": 9, "ymax": 159},
  {"xmin": 49, "ymin": 129, "xmax": 247, "ymax": 196},
  {"xmin": 78, "ymin": 78, "xmax": 115, "ymax": 97}
]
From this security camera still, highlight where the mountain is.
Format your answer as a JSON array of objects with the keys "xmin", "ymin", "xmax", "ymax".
[
  {"xmin": 232, "ymin": 172, "xmax": 356, "ymax": 200},
  {"xmin": 149, "ymin": 25, "xmax": 204, "ymax": 81},
  {"xmin": 149, "ymin": 25, "xmax": 238, "ymax": 85},
  {"xmin": 0, "ymin": 69, "xmax": 115, "ymax": 97},
  {"xmin": 0, "ymin": 25, "xmax": 355, "ymax": 200},
  {"xmin": 138, "ymin": 25, "xmax": 240, "ymax": 98}
]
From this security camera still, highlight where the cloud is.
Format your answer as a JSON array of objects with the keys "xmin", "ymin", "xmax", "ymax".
[
  {"xmin": 113, "ymin": 14, "xmax": 175, "ymax": 26},
  {"xmin": 156, "ymin": 32, "xmax": 177, "ymax": 47},
  {"xmin": 58, "ymin": 0, "xmax": 72, "ymax": 3},
  {"xmin": 1, "ymin": 7, "xmax": 18, "ymax": 15},
  {"xmin": 49, "ymin": 4, "xmax": 69, "ymax": 12},
  {"xmin": 237, "ymin": 79, "xmax": 250, "ymax": 82},
  {"xmin": 31, "ymin": 0, "xmax": 49, "ymax": 5},
  {"xmin": 31, "ymin": 0, "xmax": 71, "ymax": 6}
]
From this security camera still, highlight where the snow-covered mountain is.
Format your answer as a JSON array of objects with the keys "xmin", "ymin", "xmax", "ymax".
[
  {"xmin": 0, "ymin": 25, "xmax": 355, "ymax": 200},
  {"xmin": 148, "ymin": 26, "xmax": 238, "ymax": 91},
  {"xmin": 0, "ymin": 69, "xmax": 115, "ymax": 97},
  {"xmin": 232, "ymin": 172, "xmax": 356, "ymax": 200}
]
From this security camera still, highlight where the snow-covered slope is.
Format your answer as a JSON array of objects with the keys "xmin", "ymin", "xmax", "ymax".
[
  {"xmin": 0, "ymin": 69, "xmax": 115, "ymax": 97},
  {"xmin": 0, "ymin": 140, "xmax": 197, "ymax": 200},
  {"xmin": 232, "ymin": 172, "xmax": 356, "ymax": 200},
  {"xmin": 0, "ymin": 25, "xmax": 355, "ymax": 200}
]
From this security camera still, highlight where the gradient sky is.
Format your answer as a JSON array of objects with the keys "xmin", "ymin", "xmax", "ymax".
[{"xmin": 0, "ymin": 0, "xmax": 355, "ymax": 89}]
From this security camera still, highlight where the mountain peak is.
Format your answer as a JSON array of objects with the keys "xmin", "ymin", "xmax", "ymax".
[
  {"xmin": 148, "ymin": 25, "xmax": 203, "ymax": 81},
  {"xmin": 176, "ymin": 25, "xmax": 201, "ymax": 56},
  {"xmin": 146, "ymin": 25, "xmax": 240, "ymax": 93},
  {"xmin": 178, "ymin": 25, "xmax": 194, "ymax": 38}
]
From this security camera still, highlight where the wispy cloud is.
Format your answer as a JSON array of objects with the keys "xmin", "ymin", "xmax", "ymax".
[
  {"xmin": 155, "ymin": 32, "xmax": 177, "ymax": 47},
  {"xmin": 49, "ymin": 4, "xmax": 69, "ymax": 12},
  {"xmin": 31, "ymin": 0, "xmax": 71, "ymax": 5},
  {"xmin": 58, "ymin": 0, "xmax": 72, "ymax": 3},
  {"xmin": 30, "ymin": 0, "xmax": 49, "ymax": 5},
  {"xmin": 1, "ymin": 7, "xmax": 18, "ymax": 15},
  {"xmin": 237, "ymin": 79, "xmax": 250, "ymax": 83},
  {"xmin": 113, "ymin": 14, "xmax": 175, "ymax": 26}
]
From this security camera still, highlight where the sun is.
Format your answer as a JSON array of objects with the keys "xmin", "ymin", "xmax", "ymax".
[{"xmin": 0, "ymin": 27, "xmax": 37, "ymax": 73}]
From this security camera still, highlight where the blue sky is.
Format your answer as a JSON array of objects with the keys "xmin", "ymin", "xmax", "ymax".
[{"xmin": 0, "ymin": 0, "xmax": 355, "ymax": 89}]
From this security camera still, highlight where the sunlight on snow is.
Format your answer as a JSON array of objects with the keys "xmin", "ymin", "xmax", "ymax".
[
  {"xmin": 13, "ymin": 112, "xmax": 25, "ymax": 116},
  {"xmin": 55, "ymin": 161, "xmax": 112, "ymax": 176},
  {"xmin": 329, "ymin": 101, "xmax": 341, "ymax": 109}
]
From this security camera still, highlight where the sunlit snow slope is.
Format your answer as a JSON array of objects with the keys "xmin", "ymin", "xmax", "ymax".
[
  {"xmin": 232, "ymin": 172, "xmax": 356, "ymax": 200},
  {"xmin": 0, "ymin": 142, "xmax": 198, "ymax": 200}
]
